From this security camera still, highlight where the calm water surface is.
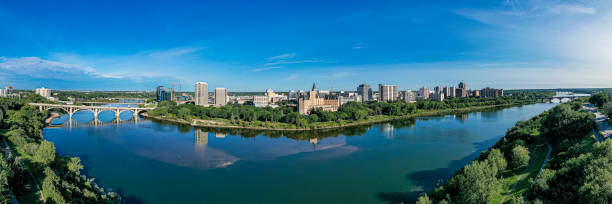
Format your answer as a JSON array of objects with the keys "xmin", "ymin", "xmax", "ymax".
[{"xmin": 44, "ymin": 103, "xmax": 555, "ymax": 203}]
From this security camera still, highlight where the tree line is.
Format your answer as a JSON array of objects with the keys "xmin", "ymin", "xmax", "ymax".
[
  {"xmin": 0, "ymin": 94, "xmax": 118, "ymax": 203},
  {"xmin": 149, "ymin": 95, "xmax": 541, "ymax": 129},
  {"xmin": 416, "ymin": 100, "xmax": 609, "ymax": 204}
]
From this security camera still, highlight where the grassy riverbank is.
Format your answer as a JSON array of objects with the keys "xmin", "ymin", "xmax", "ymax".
[
  {"xmin": 416, "ymin": 99, "xmax": 611, "ymax": 204},
  {"xmin": 146, "ymin": 103, "xmax": 526, "ymax": 131},
  {"xmin": 0, "ymin": 96, "xmax": 119, "ymax": 204}
]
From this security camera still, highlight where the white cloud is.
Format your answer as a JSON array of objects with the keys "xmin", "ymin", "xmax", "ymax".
[
  {"xmin": 267, "ymin": 53, "xmax": 296, "ymax": 61},
  {"xmin": 263, "ymin": 53, "xmax": 325, "ymax": 66},
  {"xmin": 332, "ymin": 72, "xmax": 352, "ymax": 77},
  {"xmin": 352, "ymin": 43, "xmax": 367, "ymax": 50},
  {"xmin": 548, "ymin": 4, "xmax": 596, "ymax": 15},
  {"xmin": 264, "ymin": 59, "xmax": 325, "ymax": 66},
  {"xmin": 252, "ymin": 66, "xmax": 282, "ymax": 72},
  {"xmin": 0, "ymin": 56, "xmax": 123, "ymax": 80},
  {"xmin": 286, "ymin": 74, "xmax": 298, "ymax": 80}
]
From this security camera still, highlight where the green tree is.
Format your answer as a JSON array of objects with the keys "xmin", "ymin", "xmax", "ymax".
[
  {"xmin": 511, "ymin": 145, "xmax": 530, "ymax": 169},
  {"xmin": 589, "ymin": 93, "xmax": 609, "ymax": 107},
  {"xmin": 540, "ymin": 104, "xmax": 596, "ymax": 143},
  {"xmin": 601, "ymin": 102, "xmax": 612, "ymax": 120},
  {"xmin": 177, "ymin": 107, "xmax": 191, "ymax": 120},
  {"xmin": 34, "ymin": 140, "xmax": 56, "ymax": 166},
  {"xmin": 42, "ymin": 167, "xmax": 66, "ymax": 204},
  {"xmin": 457, "ymin": 160, "xmax": 499, "ymax": 204},
  {"xmin": 416, "ymin": 194, "xmax": 433, "ymax": 204},
  {"xmin": 68, "ymin": 157, "xmax": 84, "ymax": 175},
  {"xmin": 0, "ymin": 154, "xmax": 13, "ymax": 203},
  {"xmin": 487, "ymin": 149, "xmax": 507, "ymax": 175}
]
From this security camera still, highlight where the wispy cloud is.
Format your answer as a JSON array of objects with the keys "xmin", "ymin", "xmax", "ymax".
[
  {"xmin": 267, "ymin": 53, "xmax": 296, "ymax": 61},
  {"xmin": 0, "ymin": 56, "xmax": 123, "ymax": 79},
  {"xmin": 286, "ymin": 74, "xmax": 298, "ymax": 80},
  {"xmin": 455, "ymin": 1, "xmax": 597, "ymax": 26},
  {"xmin": 548, "ymin": 4, "xmax": 596, "ymax": 15},
  {"xmin": 352, "ymin": 43, "xmax": 367, "ymax": 50},
  {"xmin": 263, "ymin": 53, "xmax": 325, "ymax": 66},
  {"xmin": 332, "ymin": 72, "xmax": 352, "ymax": 77},
  {"xmin": 264, "ymin": 59, "xmax": 325, "ymax": 66},
  {"xmin": 252, "ymin": 66, "xmax": 282, "ymax": 72}
]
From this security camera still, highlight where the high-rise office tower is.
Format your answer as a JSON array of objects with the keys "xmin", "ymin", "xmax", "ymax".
[
  {"xmin": 357, "ymin": 84, "xmax": 373, "ymax": 102},
  {"xmin": 214, "ymin": 88, "xmax": 228, "ymax": 106},
  {"xmin": 195, "ymin": 82, "xmax": 208, "ymax": 106},
  {"xmin": 378, "ymin": 84, "xmax": 398, "ymax": 102},
  {"xmin": 434, "ymin": 86, "xmax": 441, "ymax": 94},
  {"xmin": 418, "ymin": 86, "xmax": 430, "ymax": 99},
  {"xmin": 458, "ymin": 81, "xmax": 466, "ymax": 89}
]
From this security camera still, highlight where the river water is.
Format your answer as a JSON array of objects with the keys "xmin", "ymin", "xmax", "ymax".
[{"xmin": 44, "ymin": 103, "xmax": 555, "ymax": 203}]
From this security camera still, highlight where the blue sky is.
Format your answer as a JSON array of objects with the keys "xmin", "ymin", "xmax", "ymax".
[{"xmin": 1, "ymin": 0, "xmax": 611, "ymax": 91}]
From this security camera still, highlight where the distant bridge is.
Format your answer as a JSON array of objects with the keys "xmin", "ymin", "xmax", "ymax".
[
  {"xmin": 79, "ymin": 102, "xmax": 146, "ymax": 105},
  {"xmin": 29, "ymin": 103, "xmax": 155, "ymax": 120},
  {"xmin": 551, "ymin": 93, "xmax": 591, "ymax": 100}
]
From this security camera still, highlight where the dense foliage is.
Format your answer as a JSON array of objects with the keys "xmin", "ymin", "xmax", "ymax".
[
  {"xmin": 589, "ymin": 92, "xmax": 610, "ymax": 108},
  {"xmin": 418, "ymin": 101, "xmax": 607, "ymax": 204},
  {"xmin": 0, "ymin": 95, "xmax": 118, "ymax": 203},
  {"xmin": 150, "ymin": 95, "xmax": 539, "ymax": 129}
]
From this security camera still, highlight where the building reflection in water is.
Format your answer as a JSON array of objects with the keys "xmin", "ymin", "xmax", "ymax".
[
  {"xmin": 215, "ymin": 132, "xmax": 226, "ymax": 138},
  {"xmin": 455, "ymin": 114, "xmax": 468, "ymax": 122},
  {"xmin": 195, "ymin": 129, "xmax": 208, "ymax": 148},
  {"xmin": 380, "ymin": 123, "xmax": 395, "ymax": 139},
  {"xmin": 309, "ymin": 138, "xmax": 318, "ymax": 149}
]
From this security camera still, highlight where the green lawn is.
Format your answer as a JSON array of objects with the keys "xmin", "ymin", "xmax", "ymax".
[{"xmin": 489, "ymin": 132, "xmax": 550, "ymax": 204}]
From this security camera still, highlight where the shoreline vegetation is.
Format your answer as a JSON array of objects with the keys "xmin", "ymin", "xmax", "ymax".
[
  {"xmin": 0, "ymin": 94, "xmax": 118, "ymax": 204},
  {"xmin": 415, "ymin": 97, "xmax": 611, "ymax": 204},
  {"xmin": 145, "ymin": 103, "xmax": 527, "ymax": 131},
  {"xmin": 145, "ymin": 93, "xmax": 551, "ymax": 131}
]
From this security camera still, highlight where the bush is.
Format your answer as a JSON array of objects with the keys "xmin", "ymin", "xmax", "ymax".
[
  {"xmin": 511, "ymin": 145, "xmax": 530, "ymax": 169},
  {"xmin": 456, "ymin": 160, "xmax": 499, "ymax": 203},
  {"xmin": 487, "ymin": 149, "xmax": 507, "ymax": 174},
  {"xmin": 34, "ymin": 141, "xmax": 56, "ymax": 166}
]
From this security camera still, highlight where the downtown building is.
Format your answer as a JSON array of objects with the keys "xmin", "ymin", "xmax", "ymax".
[
  {"xmin": 444, "ymin": 86, "xmax": 456, "ymax": 98},
  {"xmin": 357, "ymin": 84, "xmax": 373, "ymax": 102},
  {"xmin": 35, "ymin": 87, "xmax": 51, "ymax": 98},
  {"xmin": 455, "ymin": 81, "xmax": 468, "ymax": 98},
  {"xmin": 378, "ymin": 84, "xmax": 398, "ymax": 102},
  {"xmin": 403, "ymin": 90, "xmax": 417, "ymax": 103},
  {"xmin": 214, "ymin": 88, "xmax": 228, "ymax": 106},
  {"xmin": 418, "ymin": 86, "xmax": 430, "ymax": 100},
  {"xmin": 195, "ymin": 82, "xmax": 209, "ymax": 106},
  {"xmin": 298, "ymin": 83, "xmax": 339, "ymax": 115},
  {"xmin": 155, "ymin": 86, "xmax": 172, "ymax": 102},
  {"xmin": 481, "ymin": 87, "xmax": 504, "ymax": 98}
]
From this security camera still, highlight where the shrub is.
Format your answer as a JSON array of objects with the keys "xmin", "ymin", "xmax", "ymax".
[{"xmin": 511, "ymin": 145, "xmax": 530, "ymax": 170}]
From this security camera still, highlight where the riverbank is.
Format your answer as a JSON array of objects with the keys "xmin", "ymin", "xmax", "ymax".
[{"xmin": 145, "ymin": 103, "xmax": 533, "ymax": 131}]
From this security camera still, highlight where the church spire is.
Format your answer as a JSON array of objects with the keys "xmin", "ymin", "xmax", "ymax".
[{"xmin": 312, "ymin": 82, "xmax": 317, "ymax": 91}]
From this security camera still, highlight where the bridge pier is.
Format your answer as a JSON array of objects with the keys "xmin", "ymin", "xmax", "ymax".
[
  {"xmin": 93, "ymin": 109, "xmax": 100, "ymax": 122},
  {"xmin": 27, "ymin": 103, "xmax": 154, "ymax": 123}
]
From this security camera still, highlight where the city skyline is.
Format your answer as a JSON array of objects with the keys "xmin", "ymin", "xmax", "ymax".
[{"xmin": 1, "ymin": 0, "xmax": 612, "ymax": 91}]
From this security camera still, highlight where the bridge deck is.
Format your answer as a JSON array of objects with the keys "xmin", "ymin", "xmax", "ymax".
[{"xmin": 28, "ymin": 103, "xmax": 155, "ymax": 110}]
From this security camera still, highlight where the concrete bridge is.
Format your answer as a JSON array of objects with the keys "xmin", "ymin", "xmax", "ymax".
[
  {"xmin": 79, "ymin": 102, "xmax": 146, "ymax": 105},
  {"xmin": 29, "ymin": 103, "xmax": 155, "ymax": 120}
]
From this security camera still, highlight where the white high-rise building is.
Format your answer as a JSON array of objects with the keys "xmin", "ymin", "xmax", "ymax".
[
  {"xmin": 35, "ymin": 87, "xmax": 51, "ymax": 98},
  {"xmin": 195, "ymin": 82, "xmax": 208, "ymax": 106},
  {"xmin": 214, "ymin": 88, "xmax": 228, "ymax": 106},
  {"xmin": 378, "ymin": 84, "xmax": 398, "ymax": 102}
]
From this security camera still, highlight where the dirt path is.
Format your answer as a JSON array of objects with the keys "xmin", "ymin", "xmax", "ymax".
[{"xmin": 500, "ymin": 141, "xmax": 552, "ymax": 204}]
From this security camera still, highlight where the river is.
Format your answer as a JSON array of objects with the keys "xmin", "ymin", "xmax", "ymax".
[{"xmin": 44, "ymin": 103, "xmax": 555, "ymax": 203}]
